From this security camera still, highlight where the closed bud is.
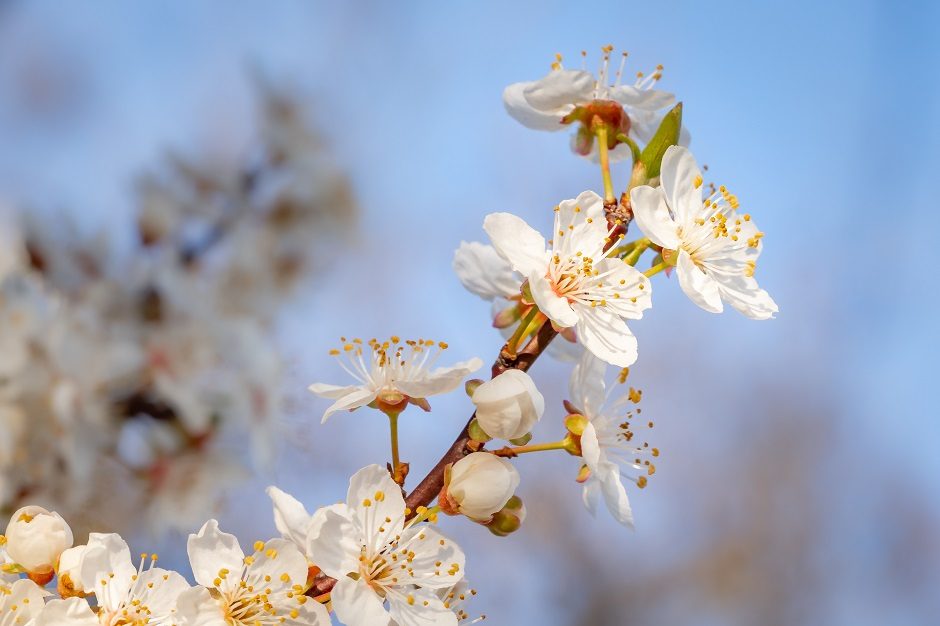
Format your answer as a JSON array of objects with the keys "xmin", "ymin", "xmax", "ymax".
[
  {"xmin": 492, "ymin": 304, "xmax": 522, "ymax": 329},
  {"xmin": 56, "ymin": 544, "xmax": 88, "ymax": 598},
  {"xmin": 441, "ymin": 453, "xmax": 519, "ymax": 522},
  {"xmin": 471, "ymin": 370, "xmax": 544, "ymax": 441},
  {"xmin": 485, "ymin": 496, "xmax": 527, "ymax": 537},
  {"xmin": 4, "ymin": 506, "xmax": 73, "ymax": 584}
]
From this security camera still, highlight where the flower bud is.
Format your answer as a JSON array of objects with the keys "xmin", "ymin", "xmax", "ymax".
[
  {"xmin": 440, "ymin": 453, "xmax": 519, "ymax": 522},
  {"xmin": 486, "ymin": 496, "xmax": 527, "ymax": 537},
  {"xmin": 4, "ymin": 506, "xmax": 73, "ymax": 584},
  {"xmin": 471, "ymin": 370, "xmax": 544, "ymax": 441},
  {"xmin": 56, "ymin": 545, "xmax": 88, "ymax": 598}
]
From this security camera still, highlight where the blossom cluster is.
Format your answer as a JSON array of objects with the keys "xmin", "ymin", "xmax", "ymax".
[
  {"xmin": 6, "ymin": 46, "xmax": 778, "ymax": 625},
  {"xmin": 0, "ymin": 81, "xmax": 356, "ymax": 534}
]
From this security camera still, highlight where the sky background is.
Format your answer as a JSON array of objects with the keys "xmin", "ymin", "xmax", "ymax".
[{"xmin": 1, "ymin": 1, "xmax": 938, "ymax": 624}]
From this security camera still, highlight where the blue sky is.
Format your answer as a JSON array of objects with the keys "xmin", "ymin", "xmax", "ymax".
[{"xmin": 1, "ymin": 1, "xmax": 937, "ymax": 623}]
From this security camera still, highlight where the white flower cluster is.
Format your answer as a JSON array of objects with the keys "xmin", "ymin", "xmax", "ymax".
[
  {"xmin": 0, "ymin": 82, "xmax": 356, "ymax": 534},
  {"xmin": 4, "ymin": 47, "xmax": 779, "ymax": 626},
  {"xmin": 0, "ymin": 472, "xmax": 480, "ymax": 626}
]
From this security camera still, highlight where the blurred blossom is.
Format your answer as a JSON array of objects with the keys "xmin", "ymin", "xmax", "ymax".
[{"xmin": 0, "ymin": 82, "xmax": 357, "ymax": 534}]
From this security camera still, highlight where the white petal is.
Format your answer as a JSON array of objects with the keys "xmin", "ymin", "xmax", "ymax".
[
  {"xmin": 581, "ymin": 479, "xmax": 600, "ymax": 516},
  {"xmin": 502, "ymin": 81, "xmax": 567, "ymax": 131},
  {"xmin": 528, "ymin": 272, "xmax": 578, "ymax": 327},
  {"xmin": 659, "ymin": 146, "xmax": 704, "ymax": 225},
  {"xmin": 332, "ymin": 576, "xmax": 392, "ymax": 626},
  {"xmin": 629, "ymin": 185, "xmax": 680, "ymax": 249},
  {"xmin": 396, "ymin": 358, "xmax": 483, "ymax": 399},
  {"xmin": 316, "ymin": 386, "xmax": 377, "ymax": 423},
  {"xmin": 305, "ymin": 509, "xmax": 360, "ymax": 579},
  {"xmin": 267, "ymin": 486, "xmax": 312, "ymax": 551},
  {"xmin": 392, "ymin": 525, "xmax": 465, "ymax": 589},
  {"xmin": 36, "ymin": 597, "xmax": 99, "ymax": 626},
  {"xmin": 243, "ymin": 539, "xmax": 308, "ymax": 596},
  {"xmin": 482, "ymin": 213, "xmax": 547, "ymax": 277},
  {"xmin": 175, "ymin": 586, "xmax": 227, "ymax": 626},
  {"xmin": 522, "ymin": 69, "xmax": 594, "ymax": 110},
  {"xmin": 78, "ymin": 533, "xmax": 135, "ymax": 611},
  {"xmin": 388, "ymin": 587, "xmax": 458, "ymax": 626},
  {"xmin": 307, "ymin": 382, "xmax": 361, "ymax": 399},
  {"xmin": 580, "ymin": 421, "xmax": 602, "ymax": 471},
  {"xmin": 575, "ymin": 306, "xmax": 639, "ymax": 367},
  {"xmin": 608, "ymin": 85, "xmax": 676, "ymax": 111},
  {"xmin": 452, "ymin": 241, "xmax": 521, "ymax": 301},
  {"xmin": 186, "ymin": 520, "xmax": 245, "ymax": 592},
  {"xmin": 599, "ymin": 465, "xmax": 635, "ymax": 529},
  {"xmin": 568, "ymin": 350, "xmax": 607, "ymax": 416},
  {"xmin": 347, "ymin": 466, "xmax": 406, "ymax": 544},
  {"xmin": 677, "ymin": 250, "xmax": 723, "ymax": 313}
]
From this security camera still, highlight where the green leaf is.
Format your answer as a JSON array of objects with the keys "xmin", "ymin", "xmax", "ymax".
[{"xmin": 639, "ymin": 102, "xmax": 683, "ymax": 179}]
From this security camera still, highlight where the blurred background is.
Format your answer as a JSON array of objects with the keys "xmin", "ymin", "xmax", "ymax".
[{"xmin": 0, "ymin": 0, "xmax": 937, "ymax": 624}]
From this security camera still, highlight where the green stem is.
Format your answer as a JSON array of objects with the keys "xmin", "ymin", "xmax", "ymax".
[
  {"xmin": 644, "ymin": 262, "xmax": 669, "ymax": 278},
  {"xmin": 388, "ymin": 412, "xmax": 401, "ymax": 473},
  {"xmin": 496, "ymin": 440, "xmax": 568, "ymax": 456},
  {"xmin": 506, "ymin": 306, "xmax": 540, "ymax": 355},
  {"xmin": 615, "ymin": 133, "xmax": 641, "ymax": 163},
  {"xmin": 595, "ymin": 125, "xmax": 616, "ymax": 204},
  {"xmin": 623, "ymin": 238, "xmax": 651, "ymax": 266}
]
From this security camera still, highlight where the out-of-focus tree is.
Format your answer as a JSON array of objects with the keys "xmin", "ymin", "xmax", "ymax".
[{"xmin": 0, "ymin": 79, "xmax": 356, "ymax": 536}]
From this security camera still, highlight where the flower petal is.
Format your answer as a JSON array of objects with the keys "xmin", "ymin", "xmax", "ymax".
[
  {"xmin": 569, "ymin": 350, "xmax": 607, "ymax": 417},
  {"xmin": 36, "ymin": 597, "xmax": 99, "ymax": 626},
  {"xmin": 305, "ymin": 508, "xmax": 360, "ymax": 579},
  {"xmin": 582, "ymin": 479, "xmax": 600, "ymax": 516},
  {"xmin": 307, "ymin": 382, "xmax": 361, "ymax": 399},
  {"xmin": 392, "ymin": 525, "xmax": 465, "ymax": 589},
  {"xmin": 452, "ymin": 241, "xmax": 521, "ymax": 301},
  {"xmin": 574, "ymin": 305, "xmax": 639, "ymax": 367},
  {"xmin": 659, "ymin": 146, "xmax": 704, "ymax": 225},
  {"xmin": 522, "ymin": 69, "xmax": 594, "ymax": 110},
  {"xmin": 186, "ymin": 520, "xmax": 245, "ymax": 593},
  {"xmin": 503, "ymin": 81, "xmax": 567, "ymax": 131},
  {"xmin": 331, "ymin": 576, "xmax": 391, "ymax": 626},
  {"xmin": 315, "ymin": 386, "xmax": 377, "ymax": 423},
  {"xmin": 580, "ymin": 421, "xmax": 602, "ymax": 471},
  {"xmin": 174, "ymin": 586, "xmax": 227, "ymax": 626},
  {"xmin": 599, "ymin": 464, "xmax": 635, "ymax": 529},
  {"xmin": 677, "ymin": 250, "xmax": 723, "ymax": 313},
  {"xmin": 267, "ymin": 486, "xmax": 312, "ymax": 551},
  {"xmin": 396, "ymin": 358, "xmax": 483, "ymax": 399},
  {"xmin": 347, "ymin": 465, "xmax": 406, "ymax": 550},
  {"xmin": 529, "ymin": 272, "xmax": 578, "ymax": 327},
  {"xmin": 608, "ymin": 85, "xmax": 676, "ymax": 111},
  {"xmin": 388, "ymin": 586, "xmax": 458, "ymax": 626},
  {"xmin": 483, "ymin": 213, "xmax": 547, "ymax": 277},
  {"xmin": 630, "ymin": 185, "xmax": 681, "ymax": 249}
]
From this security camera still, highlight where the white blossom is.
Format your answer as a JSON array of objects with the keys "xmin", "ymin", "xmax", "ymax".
[
  {"xmin": 0, "ymin": 578, "xmax": 46, "ymax": 626},
  {"xmin": 630, "ymin": 146, "xmax": 778, "ymax": 319},
  {"xmin": 307, "ymin": 465, "xmax": 465, "ymax": 626},
  {"xmin": 471, "ymin": 370, "xmax": 544, "ymax": 441},
  {"xmin": 74, "ymin": 532, "xmax": 189, "ymax": 625},
  {"xmin": 444, "ymin": 453, "xmax": 519, "ymax": 522},
  {"xmin": 176, "ymin": 519, "xmax": 329, "ymax": 626},
  {"xmin": 483, "ymin": 190, "xmax": 652, "ymax": 367},
  {"xmin": 3, "ymin": 506, "xmax": 72, "ymax": 581},
  {"xmin": 569, "ymin": 352, "xmax": 659, "ymax": 528},
  {"xmin": 309, "ymin": 337, "xmax": 482, "ymax": 422},
  {"xmin": 503, "ymin": 47, "xmax": 682, "ymax": 161}
]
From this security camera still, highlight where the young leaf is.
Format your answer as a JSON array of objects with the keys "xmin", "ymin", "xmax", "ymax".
[{"xmin": 639, "ymin": 102, "xmax": 683, "ymax": 178}]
